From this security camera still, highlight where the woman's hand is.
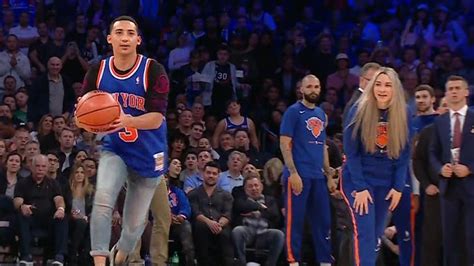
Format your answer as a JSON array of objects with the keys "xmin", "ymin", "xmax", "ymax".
[
  {"xmin": 353, "ymin": 190, "xmax": 373, "ymax": 215},
  {"xmin": 385, "ymin": 189, "xmax": 402, "ymax": 211}
]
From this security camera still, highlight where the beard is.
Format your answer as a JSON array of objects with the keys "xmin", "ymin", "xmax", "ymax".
[{"xmin": 303, "ymin": 92, "xmax": 320, "ymax": 104}]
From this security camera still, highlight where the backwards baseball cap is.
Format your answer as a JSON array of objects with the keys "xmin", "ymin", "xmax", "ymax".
[{"xmin": 335, "ymin": 53, "xmax": 349, "ymax": 61}]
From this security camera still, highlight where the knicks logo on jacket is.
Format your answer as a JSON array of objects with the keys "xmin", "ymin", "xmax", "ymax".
[
  {"xmin": 306, "ymin": 117, "xmax": 324, "ymax": 138},
  {"xmin": 376, "ymin": 122, "xmax": 388, "ymax": 149}
]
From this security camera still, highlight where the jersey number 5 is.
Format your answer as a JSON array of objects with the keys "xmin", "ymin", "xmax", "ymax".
[{"xmin": 119, "ymin": 127, "xmax": 138, "ymax": 142}]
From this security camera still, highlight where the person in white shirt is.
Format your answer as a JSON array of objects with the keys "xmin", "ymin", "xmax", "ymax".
[
  {"xmin": 9, "ymin": 12, "xmax": 39, "ymax": 55},
  {"xmin": 168, "ymin": 31, "xmax": 192, "ymax": 71},
  {"xmin": 0, "ymin": 34, "xmax": 31, "ymax": 90}
]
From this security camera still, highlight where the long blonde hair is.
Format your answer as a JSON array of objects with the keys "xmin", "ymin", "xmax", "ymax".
[
  {"xmin": 69, "ymin": 163, "xmax": 94, "ymax": 198},
  {"xmin": 351, "ymin": 67, "xmax": 408, "ymax": 159}
]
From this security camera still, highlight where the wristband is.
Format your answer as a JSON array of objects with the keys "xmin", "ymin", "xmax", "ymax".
[{"xmin": 57, "ymin": 207, "xmax": 65, "ymax": 212}]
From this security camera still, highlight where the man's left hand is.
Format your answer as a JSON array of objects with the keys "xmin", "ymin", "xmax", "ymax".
[{"xmin": 453, "ymin": 164, "xmax": 471, "ymax": 178}]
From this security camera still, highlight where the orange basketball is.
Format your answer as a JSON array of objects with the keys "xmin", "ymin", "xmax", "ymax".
[{"xmin": 76, "ymin": 90, "xmax": 121, "ymax": 132}]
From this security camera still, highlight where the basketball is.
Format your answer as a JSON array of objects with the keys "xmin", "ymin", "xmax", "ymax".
[{"xmin": 76, "ymin": 90, "xmax": 121, "ymax": 132}]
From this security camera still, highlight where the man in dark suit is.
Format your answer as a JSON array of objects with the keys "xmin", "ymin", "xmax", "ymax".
[
  {"xmin": 27, "ymin": 57, "xmax": 75, "ymax": 126},
  {"xmin": 341, "ymin": 62, "xmax": 380, "ymax": 124},
  {"xmin": 430, "ymin": 75, "xmax": 474, "ymax": 266}
]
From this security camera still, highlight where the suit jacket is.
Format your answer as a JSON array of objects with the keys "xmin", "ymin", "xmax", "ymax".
[
  {"xmin": 414, "ymin": 124, "xmax": 440, "ymax": 190},
  {"xmin": 429, "ymin": 108, "xmax": 474, "ymax": 196},
  {"xmin": 342, "ymin": 88, "xmax": 363, "ymax": 124},
  {"xmin": 27, "ymin": 73, "xmax": 75, "ymax": 125}
]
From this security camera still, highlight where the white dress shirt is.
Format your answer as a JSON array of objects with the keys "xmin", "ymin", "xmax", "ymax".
[{"xmin": 449, "ymin": 105, "xmax": 468, "ymax": 137}]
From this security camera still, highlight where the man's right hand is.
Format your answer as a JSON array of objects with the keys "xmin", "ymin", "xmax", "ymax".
[
  {"xmin": 289, "ymin": 172, "xmax": 303, "ymax": 195},
  {"xmin": 425, "ymin": 184, "xmax": 440, "ymax": 196},
  {"xmin": 441, "ymin": 163, "xmax": 453, "ymax": 178},
  {"xmin": 20, "ymin": 204, "xmax": 34, "ymax": 216}
]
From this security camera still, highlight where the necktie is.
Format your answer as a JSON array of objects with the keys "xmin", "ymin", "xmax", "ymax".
[{"xmin": 453, "ymin": 112, "xmax": 462, "ymax": 148}]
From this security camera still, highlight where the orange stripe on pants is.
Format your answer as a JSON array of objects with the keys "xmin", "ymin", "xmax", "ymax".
[
  {"xmin": 339, "ymin": 168, "xmax": 361, "ymax": 266},
  {"xmin": 286, "ymin": 180, "xmax": 296, "ymax": 263}
]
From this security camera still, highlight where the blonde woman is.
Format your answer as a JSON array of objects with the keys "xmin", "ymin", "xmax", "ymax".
[
  {"xmin": 341, "ymin": 67, "xmax": 412, "ymax": 266},
  {"xmin": 68, "ymin": 163, "xmax": 94, "ymax": 265}
]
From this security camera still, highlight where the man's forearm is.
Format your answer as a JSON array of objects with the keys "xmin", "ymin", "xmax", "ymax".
[
  {"xmin": 196, "ymin": 214, "xmax": 211, "ymax": 224},
  {"xmin": 128, "ymin": 112, "xmax": 164, "ymax": 130},
  {"xmin": 280, "ymin": 137, "xmax": 296, "ymax": 174},
  {"xmin": 53, "ymin": 196, "xmax": 65, "ymax": 209}
]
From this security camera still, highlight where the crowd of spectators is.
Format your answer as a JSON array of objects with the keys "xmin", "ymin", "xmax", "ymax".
[{"xmin": 0, "ymin": 0, "xmax": 473, "ymax": 265}]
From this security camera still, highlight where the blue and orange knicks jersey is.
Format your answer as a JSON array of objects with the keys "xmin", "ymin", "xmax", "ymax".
[
  {"xmin": 96, "ymin": 55, "xmax": 167, "ymax": 178},
  {"xmin": 280, "ymin": 101, "xmax": 326, "ymax": 179}
]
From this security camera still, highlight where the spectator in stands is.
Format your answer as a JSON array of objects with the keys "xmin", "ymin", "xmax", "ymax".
[
  {"xmin": 167, "ymin": 158, "xmax": 195, "ymax": 266},
  {"xmin": 249, "ymin": 0, "xmax": 276, "ymax": 32},
  {"xmin": 31, "ymin": 114, "xmax": 53, "ymax": 151},
  {"xmin": 14, "ymin": 89, "xmax": 28, "ymax": 123},
  {"xmin": 46, "ymin": 152, "xmax": 61, "ymax": 182},
  {"xmin": 0, "ymin": 34, "xmax": 31, "ymax": 90},
  {"xmin": 169, "ymin": 133, "xmax": 188, "ymax": 161},
  {"xmin": 202, "ymin": 44, "xmax": 240, "ymax": 117},
  {"xmin": 168, "ymin": 31, "xmax": 192, "ymax": 72},
  {"xmin": 215, "ymin": 131, "xmax": 235, "ymax": 155},
  {"xmin": 189, "ymin": 122, "xmax": 205, "ymax": 148},
  {"xmin": 198, "ymin": 137, "xmax": 220, "ymax": 160},
  {"xmin": 188, "ymin": 161, "xmax": 234, "ymax": 266},
  {"xmin": 57, "ymin": 128, "xmax": 77, "ymax": 174},
  {"xmin": 400, "ymin": 4, "xmax": 433, "ymax": 47},
  {"xmin": 0, "ymin": 116, "xmax": 15, "ymax": 139},
  {"xmin": 65, "ymin": 163, "xmax": 94, "ymax": 265},
  {"xmin": 184, "ymin": 149, "xmax": 213, "ymax": 193},
  {"xmin": 82, "ymin": 157, "xmax": 97, "ymax": 186},
  {"xmin": 327, "ymin": 53, "xmax": 359, "ymax": 106},
  {"xmin": 61, "ymin": 41, "xmax": 89, "ymax": 83},
  {"xmin": 28, "ymin": 22, "xmax": 51, "ymax": 74},
  {"xmin": 212, "ymin": 100, "xmax": 259, "ymax": 150},
  {"xmin": 28, "ymin": 57, "xmax": 75, "ymax": 125},
  {"xmin": 3, "ymin": 94, "xmax": 16, "ymax": 112},
  {"xmin": 9, "ymin": 12, "xmax": 38, "ymax": 55},
  {"xmin": 191, "ymin": 102, "xmax": 205, "ymax": 126},
  {"xmin": 11, "ymin": 126, "xmax": 30, "ymax": 159},
  {"xmin": 175, "ymin": 109, "xmax": 193, "ymax": 136},
  {"xmin": 219, "ymin": 150, "xmax": 245, "ymax": 192},
  {"xmin": 3, "ymin": 75, "xmax": 17, "ymax": 97},
  {"xmin": 179, "ymin": 151, "xmax": 199, "ymax": 188},
  {"xmin": 49, "ymin": 26, "xmax": 67, "ymax": 59},
  {"xmin": 66, "ymin": 14, "xmax": 88, "ymax": 46},
  {"xmin": 0, "ymin": 152, "xmax": 22, "ymax": 253},
  {"xmin": 13, "ymin": 154, "xmax": 67, "ymax": 265},
  {"xmin": 232, "ymin": 128, "xmax": 270, "ymax": 169},
  {"xmin": 2, "ymin": 9, "xmax": 16, "ymax": 33},
  {"xmin": 232, "ymin": 175, "xmax": 284, "ymax": 266},
  {"xmin": 81, "ymin": 26, "xmax": 101, "ymax": 66},
  {"xmin": 427, "ymin": 4, "xmax": 467, "ymax": 51},
  {"xmin": 0, "ymin": 139, "xmax": 7, "ymax": 167},
  {"xmin": 19, "ymin": 140, "xmax": 40, "ymax": 178}
]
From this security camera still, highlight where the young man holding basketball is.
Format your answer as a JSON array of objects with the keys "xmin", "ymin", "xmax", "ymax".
[{"xmin": 76, "ymin": 16, "xmax": 170, "ymax": 266}]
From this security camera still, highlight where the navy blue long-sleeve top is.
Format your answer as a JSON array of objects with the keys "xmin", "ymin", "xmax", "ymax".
[{"xmin": 343, "ymin": 106, "xmax": 413, "ymax": 192}]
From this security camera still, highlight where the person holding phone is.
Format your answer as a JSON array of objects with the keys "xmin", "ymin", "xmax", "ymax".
[{"xmin": 13, "ymin": 154, "xmax": 68, "ymax": 265}]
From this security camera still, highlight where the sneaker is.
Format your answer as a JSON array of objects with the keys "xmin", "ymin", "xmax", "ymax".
[
  {"xmin": 52, "ymin": 254, "xmax": 64, "ymax": 266},
  {"xmin": 109, "ymin": 244, "xmax": 118, "ymax": 266},
  {"xmin": 19, "ymin": 254, "xmax": 33, "ymax": 266}
]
